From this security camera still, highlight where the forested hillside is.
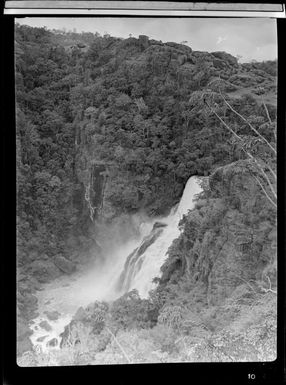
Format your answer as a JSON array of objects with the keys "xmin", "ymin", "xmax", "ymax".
[{"xmin": 16, "ymin": 24, "xmax": 277, "ymax": 363}]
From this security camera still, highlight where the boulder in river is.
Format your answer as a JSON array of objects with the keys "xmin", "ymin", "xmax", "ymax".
[
  {"xmin": 39, "ymin": 320, "xmax": 52, "ymax": 331},
  {"xmin": 47, "ymin": 338, "xmax": 58, "ymax": 347},
  {"xmin": 36, "ymin": 335, "xmax": 48, "ymax": 342},
  {"xmin": 44, "ymin": 310, "xmax": 61, "ymax": 321},
  {"xmin": 73, "ymin": 306, "xmax": 86, "ymax": 321},
  {"xmin": 53, "ymin": 254, "xmax": 76, "ymax": 274},
  {"xmin": 60, "ymin": 320, "xmax": 77, "ymax": 348},
  {"xmin": 152, "ymin": 221, "xmax": 168, "ymax": 230}
]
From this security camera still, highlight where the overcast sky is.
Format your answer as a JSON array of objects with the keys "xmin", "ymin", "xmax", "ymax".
[{"xmin": 16, "ymin": 17, "xmax": 277, "ymax": 63}]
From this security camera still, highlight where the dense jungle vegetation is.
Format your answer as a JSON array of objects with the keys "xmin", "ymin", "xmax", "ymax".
[{"xmin": 16, "ymin": 24, "xmax": 277, "ymax": 364}]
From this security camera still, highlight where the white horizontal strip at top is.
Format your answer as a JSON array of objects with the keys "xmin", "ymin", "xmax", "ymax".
[
  {"xmin": 5, "ymin": 9, "xmax": 286, "ymax": 17},
  {"xmin": 4, "ymin": 2, "xmax": 284, "ymax": 11}
]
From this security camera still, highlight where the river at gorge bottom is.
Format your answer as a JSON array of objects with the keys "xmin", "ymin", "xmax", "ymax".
[{"xmin": 28, "ymin": 237, "xmax": 145, "ymax": 352}]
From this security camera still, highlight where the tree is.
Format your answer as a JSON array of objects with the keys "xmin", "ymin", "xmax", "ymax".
[{"xmin": 189, "ymin": 78, "xmax": 276, "ymax": 208}]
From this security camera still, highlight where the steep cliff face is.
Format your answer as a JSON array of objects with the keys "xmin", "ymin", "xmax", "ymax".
[{"xmin": 159, "ymin": 161, "xmax": 276, "ymax": 307}]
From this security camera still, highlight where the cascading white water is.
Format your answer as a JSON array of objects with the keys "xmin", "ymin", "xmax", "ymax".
[
  {"xmin": 29, "ymin": 176, "xmax": 202, "ymax": 351},
  {"xmin": 29, "ymin": 221, "xmax": 155, "ymax": 351},
  {"xmin": 117, "ymin": 176, "xmax": 203, "ymax": 298}
]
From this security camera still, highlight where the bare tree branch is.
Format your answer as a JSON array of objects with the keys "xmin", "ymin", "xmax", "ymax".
[
  {"xmin": 253, "ymin": 175, "xmax": 277, "ymax": 208},
  {"xmin": 220, "ymin": 93, "xmax": 276, "ymax": 155},
  {"xmin": 206, "ymin": 101, "xmax": 242, "ymax": 142},
  {"xmin": 260, "ymin": 274, "xmax": 277, "ymax": 294},
  {"xmin": 106, "ymin": 327, "xmax": 132, "ymax": 364},
  {"xmin": 251, "ymin": 159, "xmax": 277, "ymax": 200},
  {"xmin": 205, "ymin": 94, "xmax": 277, "ymax": 208},
  {"xmin": 262, "ymin": 100, "xmax": 272, "ymax": 124},
  {"xmin": 230, "ymin": 271, "xmax": 258, "ymax": 293},
  {"xmin": 266, "ymin": 163, "xmax": 277, "ymax": 181}
]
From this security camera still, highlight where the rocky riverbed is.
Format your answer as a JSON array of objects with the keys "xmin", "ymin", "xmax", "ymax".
[
  {"xmin": 17, "ymin": 236, "xmax": 143, "ymax": 355},
  {"xmin": 17, "ymin": 248, "xmax": 97, "ymax": 356}
]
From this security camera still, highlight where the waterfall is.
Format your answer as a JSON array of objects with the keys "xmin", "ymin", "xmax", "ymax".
[
  {"xmin": 85, "ymin": 183, "xmax": 95, "ymax": 221},
  {"xmin": 115, "ymin": 176, "xmax": 203, "ymax": 298},
  {"xmin": 29, "ymin": 176, "xmax": 202, "ymax": 351}
]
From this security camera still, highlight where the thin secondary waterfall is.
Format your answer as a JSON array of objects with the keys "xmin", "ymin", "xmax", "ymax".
[
  {"xmin": 29, "ymin": 176, "xmax": 202, "ymax": 351},
  {"xmin": 116, "ymin": 176, "xmax": 203, "ymax": 298}
]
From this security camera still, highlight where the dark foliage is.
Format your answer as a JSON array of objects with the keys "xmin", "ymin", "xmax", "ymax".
[
  {"xmin": 15, "ymin": 25, "xmax": 277, "ymax": 362},
  {"xmin": 16, "ymin": 24, "xmax": 277, "ymax": 259},
  {"xmin": 110, "ymin": 289, "xmax": 159, "ymax": 329}
]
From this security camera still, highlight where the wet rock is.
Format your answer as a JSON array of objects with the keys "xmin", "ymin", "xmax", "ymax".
[
  {"xmin": 47, "ymin": 338, "xmax": 58, "ymax": 347},
  {"xmin": 137, "ymin": 229, "xmax": 164, "ymax": 257},
  {"xmin": 60, "ymin": 302, "xmax": 108, "ymax": 347},
  {"xmin": 74, "ymin": 307, "xmax": 86, "ymax": 321},
  {"xmin": 53, "ymin": 254, "xmax": 76, "ymax": 274},
  {"xmin": 36, "ymin": 335, "xmax": 48, "ymax": 342},
  {"xmin": 44, "ymin": 310, "xmax": 60, "ymax": 321},
  {"xmin": 39, "ymin": 320, "xmax": 52, "ymax": 331},
  {"xmin": 60, "ymin": 320, "xmax": 77, "ymax": 348},
  {"xmin": 152, "ymin": 221, "xmax": 167, "ymax": 230}
]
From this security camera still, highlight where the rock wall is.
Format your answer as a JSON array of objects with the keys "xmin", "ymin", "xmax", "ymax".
[{"xmin": 159, "ymin": 161, "xmax": 277, "ymax": 308}]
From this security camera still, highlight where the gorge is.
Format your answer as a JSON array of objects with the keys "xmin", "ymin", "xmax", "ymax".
[
  {"xmin": 15, "ymin": 24, "xmax": 277, "ymax": 365},
  {"xmin": 28, "ymin": 176, "xmax": 203, "ymax": 352}
]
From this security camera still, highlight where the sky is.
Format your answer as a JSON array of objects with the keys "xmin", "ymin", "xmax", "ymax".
[{"xmin": 16, "ymin": 17, "xmax": 277, "ymax": 63}]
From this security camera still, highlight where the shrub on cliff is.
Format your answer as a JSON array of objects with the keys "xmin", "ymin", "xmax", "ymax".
[{"xmin": 110, "ymin": 289, "xmax": 159, "ymax": 330}]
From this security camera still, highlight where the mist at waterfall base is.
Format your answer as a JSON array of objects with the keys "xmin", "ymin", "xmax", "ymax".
[{"xmin": 29, "ymin": 176, "xmax": 203, "ymax": 351}]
